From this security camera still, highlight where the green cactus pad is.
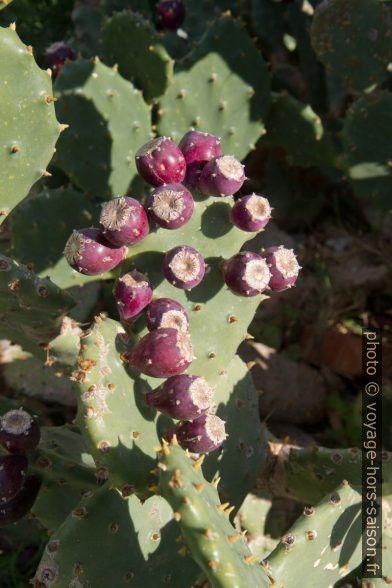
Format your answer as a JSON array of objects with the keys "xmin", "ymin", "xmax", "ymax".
[
  {"xmin": 310, "ymin": 0, "xmax": 392, "ymax": 91},
  {"xmin": 340, "ymin": 91, "xmax": 392, "ymax": 211},
  {"xmin": 31, "ymin": 425, "xmax": 97, "ymax": 531},
  {"xmin": 235, "ymin": 493, "xmax": 278, "ymax": 560},
  {"xmin": 260, "ymin": 93, "xmax": 336, "ymax": 168},
  {"xmin": 159, "ymin": 442, "xmax": 269, "ymax": 588},
  {"xmin": 0, "ymin": 25, "xmax": 60, "ymax": 223},
  {"xmin": 101, "ymin": 11, "xmax": 174, "ymax": 102},
  {"xmin": 73, "ymin": 315, "xmax": 164, "ymax": 492},
  {"xmin": 0, "ymin": 253, "xmax": 74, "ymax": 356},
  {"xmin": 34, "ymin": 488, "xmax": 200, "ymax": 587},
  {"xmin": 9, "ymin": 187, "xmax": 99, "ymax": 288},
  {"xmin": 54, "ymin": 58, "xmax": 152, "ymax": 199},
  {"xmin": 266, "ymin": 482, "xmax": 362, "ymax": 587},
  {"xmin": 157, "ymin": 15, "xmax": 271, "ymax": 160},
  {"xmin": 125, "ymin": 191, "xmax": 266, "ymax": 384}
]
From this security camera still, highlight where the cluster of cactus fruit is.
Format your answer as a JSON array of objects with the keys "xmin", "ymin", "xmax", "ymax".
[
  {"xmin": 64, "ymin": 132, "xmax": 300, "ymax": 455},
  {"xmin": 0, "ymin": 0, "xmax": 391, "ymax": 586}
]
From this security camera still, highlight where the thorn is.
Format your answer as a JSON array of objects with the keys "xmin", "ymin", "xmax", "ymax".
[
  {"xmin": 204, "ymin": 528, "xmax": 215, "ymax": 541},
  {"xmin": 59, "ymin": 124, "xmax": 69, "ymax": 133},
  {"xmin": 9, "ymin": 22, "xmax": 16, "ymax": 31},
  {"xmin": 93, "ymin": 55, "xmax": 100, "ymax": 64},
  {"xmin": 162, "ymin": 439, "xmax": 170, "ymax": 456},
  {"xmin": 224, "ymin": 505, "xmax": 235, "ymax": 516},
  {"xmin": 46, "ymin": 68, "xmax": 52, "ymax": 77},
  {"xmin": 244, "ymin": 555, "xmax": 257, "ymax": 565},
  {"xmin": 227, "ymin": 534, "xmax": 240, "ymax": 544},
  {"xmin": 177, "ymin": 546, "xmax": 189, "ymax": 557},
  {"xmin": 45, "ymin": 95, "xmax": 57, "ymax": 104},
  {"xmin": 42, "ymin": 170, "xmax": 52, "ymax": 177},
  {"xmin": 212, "ymin": 477, "xmax": 220, "ymax": 489},
  {"xmin": 26, "ymin": 45, "xmax": 33, "ymax": 55},
  {"xmin": 112, "ymin": 63, "xmax": 119, "ymax": 72},
  {"xmin": 208, "ymin": 560, "xmax": 218, "ymax": 570},
  {"xmin": 173, "ymin": 511, "xmax": 181, "ymax": 521},
  {"xmin": 217, "ymin": 502, "xmax": 230, "ymax": 512},
  {"xmin": 193, "ymin": 483, "xmax": 204, "ymax": 493},
  {"xmin": 170, "ymin": 434, "xmax": 178, "ymax": 446},
  {"xmin": 157, "ymin": 462, "xmax": 167, "ymax": 471},
  {"xmin": 192, "ymin": 455, "xmax": 205, "ymax": 470}
]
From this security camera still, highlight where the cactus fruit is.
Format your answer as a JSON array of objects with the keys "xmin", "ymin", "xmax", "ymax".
[
  {"xmin": 0, "ymin": 475, "xmax": 41, "ymax": 527},
  {"xmin": 0, "ymin": 454, "xmax": 28, "ymax": 503},
  {"xmin": 163, "ymin": 245, "xmax": 205, "ymax": 289},
  {"xmin": 0, "ymin": 409, "xmax": 40, "ymax": 454},
  {"xmin": 100, "ymin": 197, "xmax": 149, "ymax": 247},
  {"xmin": 147, "ymin": 183, "xmax": 194, "ymax": 229},
  {"xmin": 262, "ymin": 246, "xmax": 301, "ymax": 291},
  {"xmin": 135, "ymin": 137, "xmax": 186, "ymax": 187},
  {"xmin": 199, "ymin": 155, "xmax": 245, "ymax": 197},
  {"xmin": 146, "ymin": 297, "xmax": 189, "ymax": 332},
  {"xmin": 114, "ymin": 271, "xmax": 153, "ymax": 323},
  {"xmin": 179, "ymin": 130, "xmax": 223, "ymax": 187},
  {"xmin": 45, "ymin": 41, "xmax": 75, "ymax": 75},
  {"xmin": 230, "ymin": 193, "xmax": 272, "ymax": 232},
  {"xmin": 223, "ymin": 252, "xmax": 271, "ymax": 296},
  {"xmin": 156, "ymin": 0, "xmax": 186, "ymax": 30},
  {"xmin": 168, "ymin": 413, "xmax": 226, "ymax": 453},
  {"xmin": 127, "ymin": 327, "xmax": 194, "ymax": 377},
  {"xmin": 145, "ymin": 374, "xmax": 214, "ymax": 420},
  {"xmin": 64, "ymin": 228, "xmax": 126, "ymax": 276}
]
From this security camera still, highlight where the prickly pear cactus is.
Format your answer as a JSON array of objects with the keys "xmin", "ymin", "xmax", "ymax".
[
  {"xmin": 157, "ymin": 15, "xmax": 271, "ymax": 159},
  {"xmin": 0, "ymin": 24, "xmax": 61, "ymax": 223},
  {"xmin": 159, "ymin": 440, "xmax": 269, "ymax": 588},
  {"xmin": 54, "ymin": 58, "xmax": 152, "ymax": 199}
]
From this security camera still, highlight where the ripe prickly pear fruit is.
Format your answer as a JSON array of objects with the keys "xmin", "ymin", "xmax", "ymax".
[
  {"xmin": 64, "ymin": 228, "xmax": 126, "ymax": 276},
  {"xmin": 114, "ymin": 271, "xmax": 153, "ymax": 323},
  {"xmin": 0, "ymin": 455, "xmax": 28, "ymax": 503},
  {"xmin": 45, "ymin": 41, "xmax": 74, "ymax": 75},
  {"xmin": 100, "ymin": 197, "xmax": 149, "ymax": 247},
  {"xmin": 127, "ymin": 328, "xmax": 194, "ymax": 378},
  {"xmin": 146, "ymin": 298, "xmax": 189, "ymax": 332},
  {"xmin": 223, "ymin": 252, "xmax": 270, "ymax": 297},
  {"xmin": 0, "ymin": 409, "xmax": 40, "ymax": 454},
  {"xmin": 135, "ymin": 137, "xmax": 186, "ymax": 187},
  {"xmin": 262, "ymin": 246, "xmax": 301, "ymax": 291},
  {"xmin": 147, "ymin": 183, "xmax": 194, "ymax": 229},
  {"xmin": 0, "ymin": 475, "xmax": 41, "ymax": 527},
  {"xmin": 198, "ymin": 155, "xmax": 245, "ymax": 197},
  {"xmin": 156, "ymin": 0, "xmax": 186, "ymax": 30},
  {"xmin": 163, "ymin": 245, "xmax": 205, "ymax": 290},
  {"xmin": 168, "ymin": 414, "xmax": 227, "ymax": 453},
  {"xmin": 179, "ymin": 130, "xmax": 222, "ymax": 187},
  {"xmin": 230, "ymin": 194, "xmax": 272, "ymax": 232},
  {"xmin": 145, "ymin": 375, "xmax": 214, "ymax": 420}
]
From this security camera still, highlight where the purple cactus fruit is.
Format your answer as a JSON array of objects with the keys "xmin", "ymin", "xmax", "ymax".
[
  {"xmin": 145, "ymin": 375, "xmax": 214, "ymax": 420},
  {"xmin": 0, "ymin": 475, "xmax": 41, "ymax": 527},
  {"xmin": 163, "ymin": 246, "xmax": 205, "ymax": 290},
  {"xmin": 230, "ymin": 193, "xmax": 272, "ymax": 232},
  {"xmin": 135, "ymin": 137, "xmax": 186, "ymax": 187},
  {"xmin": 146, "ymin": 298, "xmax": 189, "ymax": 332},
  {"xmin": 45, "ymin": 41, "xmax": 74, "ymax": 75},
  {"xmin": 169, "ymin": 414, "xmax": 227, "ymax": 454},
  {"xmin": 147, "ymin": 183, "xmax": 194, "ymax": 229},
  {"xmin": 223, "ymin": 251, "xmax": 271, "ymax": 297},
  {"xmin": 64, "ymin": 228, "xmax": 126, "ymax": 276},
  {"xmin": 0, "ymin": 455, "xmax": 28, "ymax": 503},
  {"xmin": 262, "ymin": 246, "xmax": 301, "ymax": 291},
  {"xmin": 100, "ymin": 197, "xmax": 149, "ymax": 247},
  {"xmin": 156, "ymin": 0, "xmax": 186, "ymax": 30},
  {"xmin": 0, "ymin": 409, "xmax": 40, "ymax": 454},
  {"xmin": 198, "ymin": 155, "xmax": 245, "ymax": 197},
  {"xmin": 114, "ymin": 271, "xmax": 153, "ymax": 323},
  {"xmin": 127, "ymin": 328, "xmax": 194, "ymax": 378},
  {"xmin": 178, "ymin": 130, "xmax": 223, "ymax": 187}
]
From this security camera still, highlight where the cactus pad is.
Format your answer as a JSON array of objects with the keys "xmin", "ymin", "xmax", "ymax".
[
  {"xmin": 54, "ymin": 58, "xmax": 152, "ymax": 199},
  {"xmin": 0, "ymin": 253, "xmax": 74, "ymax": 356},
  {"xmin": 159, "ymin": 442, "xmax": 269, "ymax": 587},
  {"xmin": 0, "ymin": 25, "xmax": 60, "ymax": 223},
  {"xmin": 35, "ymin": 488, "xmax": 200, "ymax": 587},
  {"xmin": 311, "ymin": 0, "xmax": 392, "ymax": 91},
  {"xmin": 157, "ymin": 15, "xmax": 271, "ymax": 160},
  {"xmin": 266, "ymin": 481, "xmax": 362, "ymax": 587},
  {"xmin": 340, "ymin": 91, "xmax": 392, "ymax": 211},
  {"xmin": 101, "ymin": 11, "xmax": 174, "ymax": 101}
]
